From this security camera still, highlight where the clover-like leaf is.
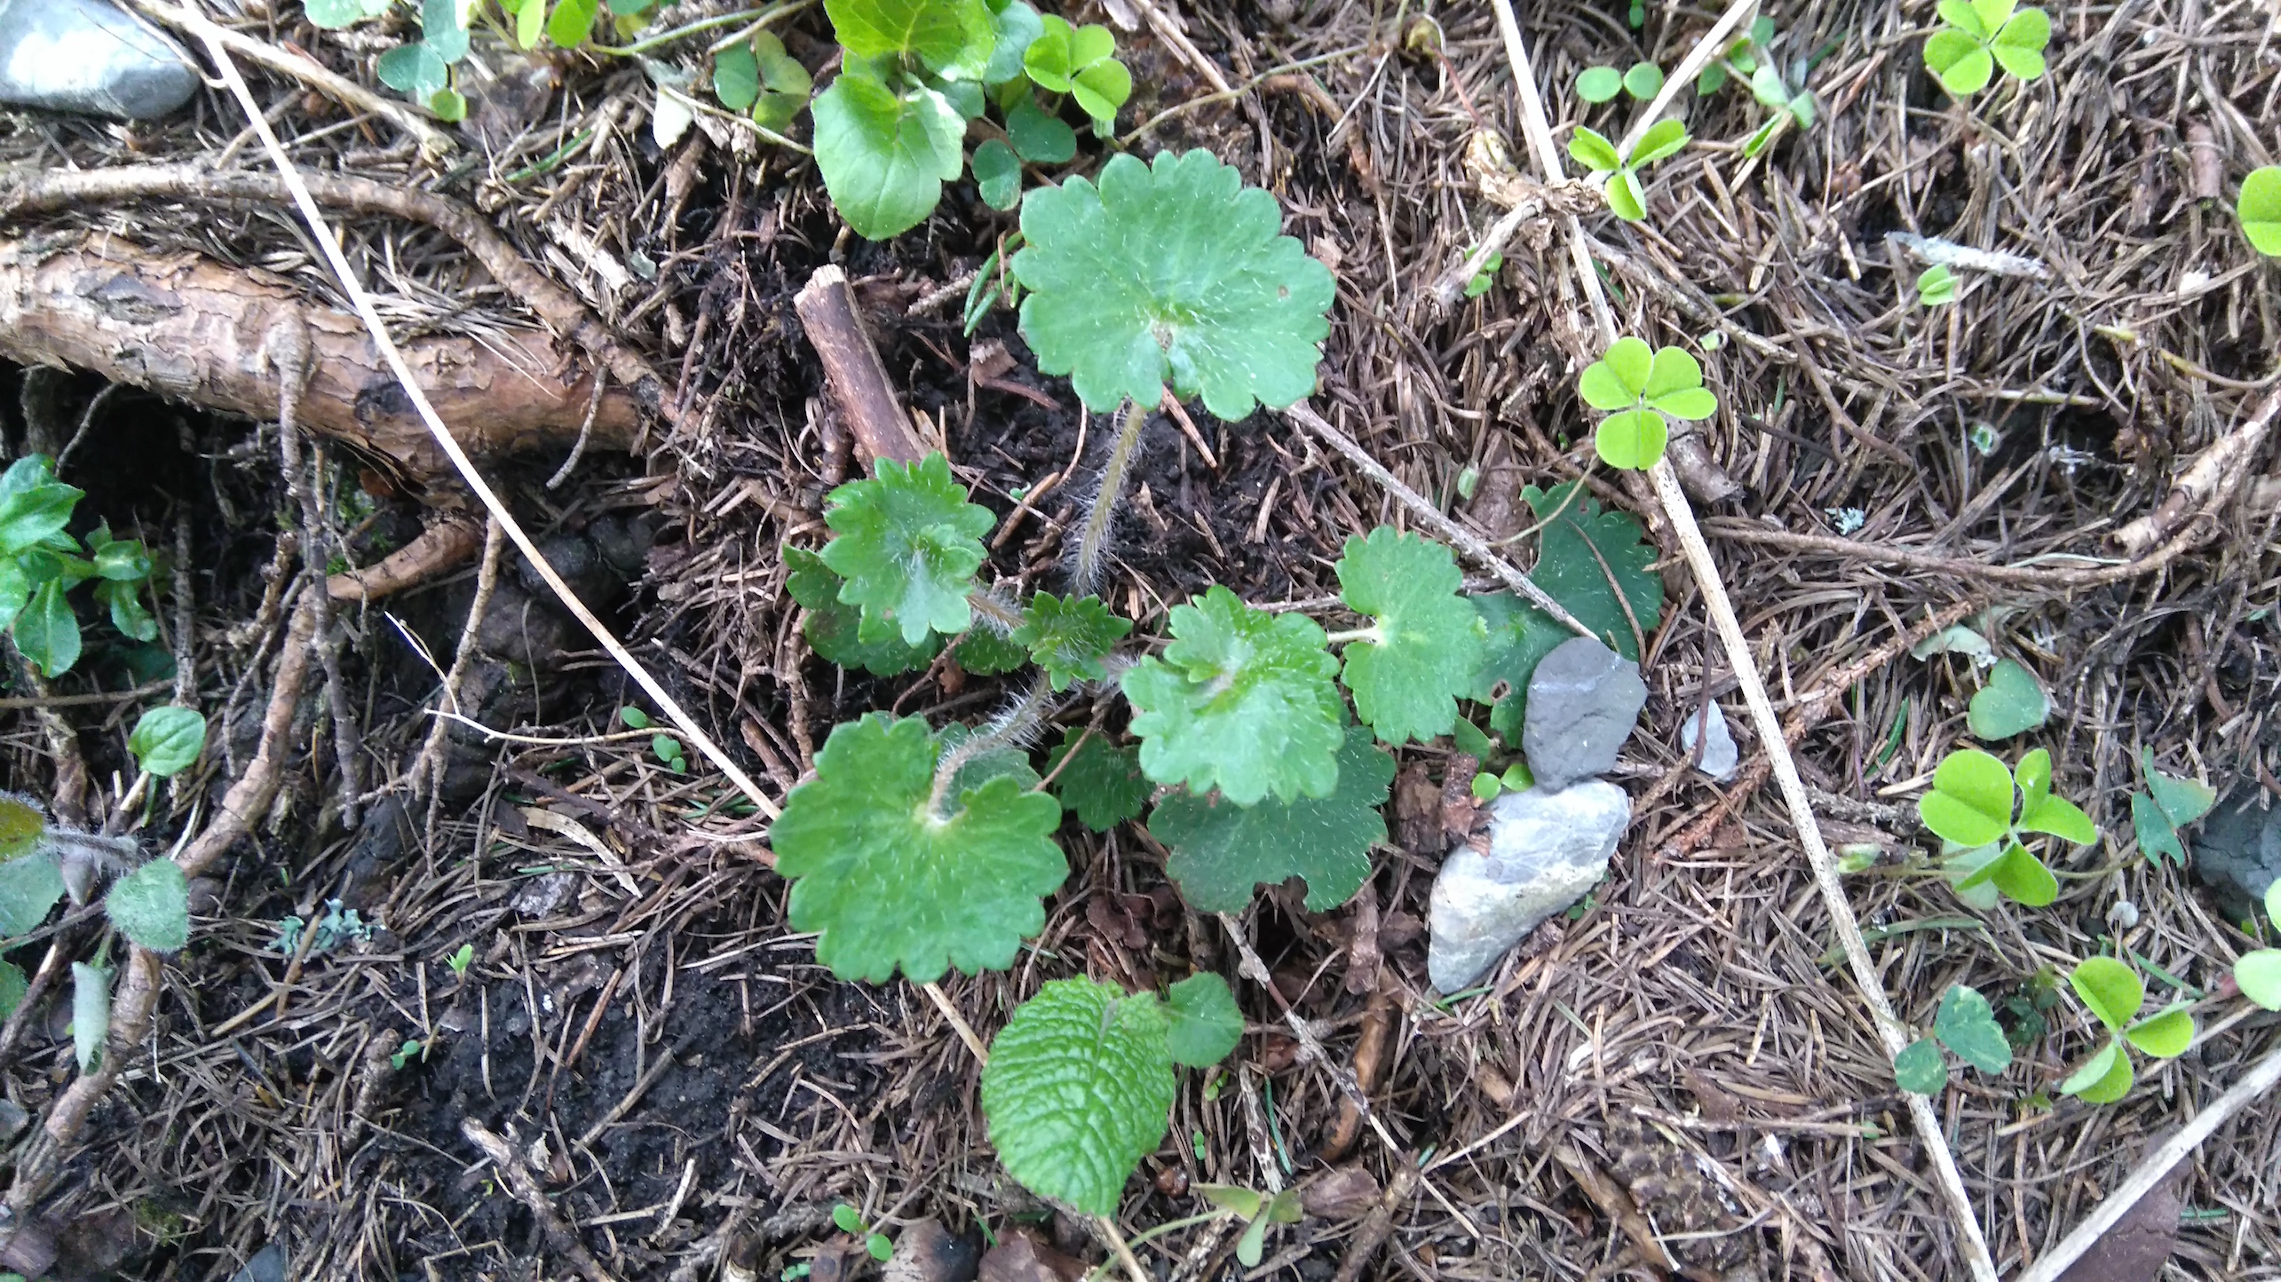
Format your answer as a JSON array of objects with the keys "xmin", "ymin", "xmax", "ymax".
[
  {"xmin": 1042, "ymin": 729, "xmax": 1149, "ymax": 831},
  {"xmin": 0, "ymin": 852, "xmax": 63, "ymax": 937},
  {"xmin": 1919, "ymin": 749, "xmax": 2013, "ymax": 849},
  {"xmin": 826, "ymin": 0, "xmax": 996, "ymax": 78},
  {"xmin": 1917, "ymin": 263, "xmax": 1958, "ymax": 305},
  {"xmin": 2131, "ymin": 792, "xmax": 2184, "ymax": 866},
  {"xmin": 1014, "ymin": 593, "xmax": 1131, "ymax": 690},
  {"xmin": 1924, "ymin": 30, "xmax": 1993, "ymax": 95},
  {"xmin": 1567, "ymin": 127, "xmax": 1622, "ymax": 174},
  {"xmin": 2069, "ymin": 957, "xmax": 2144, "ymax": 1034},
  {"xmin": 2018, "ymin": 792, "xmax": 2095, "ymax": 846},
  {"xmin": 1967, "ymin": 658, "xmax": 2048, "ymax": 739},
  {"xmin": 1577, "ymin": 337, "xmax": 1649, "ymax": 408},
  {"xmin": 714, "ymin": 44, "xmax": 761, "ymax": 110},
  {"xmin": 1629, "ymin": 118, "xmax": 1689, "ymax": 166},
  {"xmin": 981, "ymin": 977, "xmax": 1176, "ymax": 1215},
  {"xmin": 1164, "ymin": 972, "xmax": 1242, "ymax": 1067},
  {"xmin": 1595, "ymin": 408, "xmax": 1668, "ymax": 470},
  {"xmin": 1575, "ymin": 66, "xmax": 1622, "ymax": 103},
  {"xmin": 1933, "ymin": 984, "xmax": 2013, "ymax": 1075},
  {"xmin": 1988, "ymin": 8, "xmax": 2049, "ymax": 80},
  {"xmin": 771, "ymin": 714, "xmax": 1067, "ymax": 982},
  {"xmin": 1013, "ymin": 151, "xmax": 1336, "ymax": 420},
  {"xmin": 1623, "ymin": 62, "xmax": 1663, "ymax": 99},
  {"xmin": 2060, "ymin": 1038, "xmax": 2131, "ymax": 1104},
  {"xmin": 1334, "ymin": 528, "xmax": 1485, "ymax": 744},
  {"xmin": 820, "ymin": 453, "xmax": 994, "ymax": 646},
  {"xmin": 1122, "ymin": 586, "xmax": 1343, "ymax": 805},
  {"xmin": 1006, "ymin": 93, "xmax": 1076, "ymax": 162},
  {"xmin": 105, "ymin": 858, "xmax": 190, "ymax": 953},
  {"xmin": 2123, "ymin": 1004, "xmax": 2194, "ymax": 1059},
  {"xmin": 2240, "ymin": 166, "xmax": 2281, "ymax": 257},
  {"xmin": 128, "ymin": 707, "xmax": 206, "ymax": 778},
  {"xmin": 973, "ymin": 138, "xmax": 1023, "ymax": 211},
  {"xmin": 1151, "ymin": 724, "xmax": 1391, "ymax": 913},
  {"xmin": 1988, "ymin": 843, "xmax": 2058, "ymax": 906},
  {"xmin": 1893, "ymin": 1038, "xmax": 1947, "ymax": 1094},
  {"xmin": 2235, "ymin": 950, "xmax": 2281, "ymax": 1011},
  {"xmin": 812, "ymin": 72, "xmax": 967, "ymax": 240},
  {"xmin": 785, "ymin": 548, "xmax": 942, "ymax": 676},
  {"xmin": 2141, "ymin": 748, "xmax": 2216, "ymax": 829}
]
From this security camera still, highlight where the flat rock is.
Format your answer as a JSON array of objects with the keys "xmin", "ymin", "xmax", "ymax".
[
  {"xmin": 1523, "ymin": 636, "xmax": 1648, "ymax": 791},
  {"xmin": 1679, "ymin": 703, "xmax": 1739, "ymax": 781},
  {"xmin": 1428, "ymin": 781, "xmax": 1630, "ymax": 992},
  {"xmin": 2191, "ymin": 790, "xmax": 2281, "ymax": 917},
  {"xmin": 0, "ymin": 0, "xmax": 197, "ymax": 119}
]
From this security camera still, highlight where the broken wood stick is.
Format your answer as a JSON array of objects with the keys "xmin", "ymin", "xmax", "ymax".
[
  {"xmin": 0, "ymin": 235, "xmax": 638, "ymax": 486},
  {"xmin": 795, "ymin": 264, "xmax": 927, "ymax": 467}
]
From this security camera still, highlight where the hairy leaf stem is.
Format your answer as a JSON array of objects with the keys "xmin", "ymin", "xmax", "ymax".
[
  {"xmin": 1072, "ymin": 398, "xmax": 1146, "ymax": 596},
  {"xmin": 926, "ymin": 679, "xmax": 1055, "ymax": 821}
]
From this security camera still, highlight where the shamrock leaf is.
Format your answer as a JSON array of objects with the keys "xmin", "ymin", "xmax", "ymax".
[
  {"xmin": 1013, "ymin": 592, "xmax": 1131, "ymax": 690},
  {"xmin": 1577, "ymin": 338, "xmax": 1715, "ymax": 470},
  {"xmin": 1150, "ymin": 725, "xmax": 1392, "ymax": 913},
  {"xmin": 105, "ymin": 859, "xmax": 190, "ymax": 953},
  {"xmin": 982, "ymin": 977, "xmax": 1177, "ymax": 1214},
  {"xmin": 825, "ymin": 0, "xmax": 996, "ymax": 79},
  {"xmin": 984, "ymin": 0, "xmax": 1043, "ymax": 84},
  {"xmin": 1932, "ymin": 983, "xmax": 2012, "ymax": 1075},
  {"xmin": 1164, "ymin": 972, "xmax": 1242, "ymax": 1067},
  {"xmin": 1333, "ymin": 527, "xmax": 1486, "ymax": 744},
  {"xmin": 1122, "ymin": 586, "xmax": 1344, "ymax": 806},
  {"xmin": 772, "ymin": 714, "xmax": 1067, "ymax": 982},
  {"xmin": 2060, "ymin": 1038, "xmax": 2132, "ymax": 1103},
  {"xmin": 2235, "ymin": 949, "xmax": 2281, "ymax": 1011},
  {"xmin": 1042, "ymin": 729, "xmax": 1149, "ymax": 831},
  {"xmin": 2069, "ymin": 956, "xmax": 2143, "ymax": 1033},
  {"xmin": 1967, "ymin": 658, "xmax": 2048, "ymax": 739},
  {"xmin": 2240, "ymin": 166, "xmax": 2281, "ymax": 257},
  {"xmin": 1918, "ymin": 748, "xmax": 2014, "ymax": 849},
  {"xmin": 785, "ymin": 548, "xmax": 942, "ymax": 675},
  {"xmin": 812, "ymin": 72, "xmax": 967, "ymax": 240},
  {"xmin": 1925, "ymin": 0, "xmax": 2048, "ymax": 94},
  {"xmin": 821, "ymin": 453, "xmax": 994, "ymax": 646},
  {"xmin": 973, "ymin": 139, "xmax": 1022, "ymax": 211},
  {"xmin": 2132, "ymin": 747, "xmax": 2214, "ymax": 866},
  {"xmin": 1005, "ymin": 93, "xmax": 1077, "ymax": 162},
  {"xmin": 2124, "ymin": 1004, "xmax": 2194, "ymax": 1058},
  {"xmin": 1013, "ymin": 151, "xmax": 1336, "ymax": 420}
]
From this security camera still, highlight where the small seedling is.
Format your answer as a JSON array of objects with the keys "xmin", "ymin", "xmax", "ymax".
[
  {"xmin": 2233, "ymin": 881, "xmax": 2281, "ymax": 1010},
  {"xmin": 1697, "ymin": 16, "xmax": 1777, "ymax": 95},
  {"xmin": 1917, "ymin": 264, "xmax": 1958, "ymax": 306},
  {"xmin": 1464, "ymin": 249, "xmax": 1503, "ymax": 298},
  {"xmin": 2131, "ymin": 748, "xmax": 2216, "ymax": 866},
  {"xmin": 713, "ymin": 31, "xmax": 812, "ymax": 133},
  {"xmin": 1567, "ymin": 119, "xmax": 1689, "ymax": 222},
  {"xmin": 1576, "ymin": 336, "xmax": 1718, "ymax": 470},
  {"xmin": 1894, "ymin": 983, "xmax": 2012, "ymax": 1094},
  {"xmin": 829, "ymin": 1204, "xmax": 893, "ymax": 1262},
  {"xmin": 2239, "ymin": 166, "xmax": 2281, "ymax": 256},
  {"xmin": 1916, "ymin": 748, "xmax": 2096, "ymax": 909},
  {"xmin": 446, "ymin": 943, "xmax": 476, "ymax": 978},
  {"xmin": 1197, "ymin": 1184, "xmax": 1304, "ymax": 1267},
  {"xmin": 2059, "ymin": 956, "xmax": 2192, "ymax": 1104},
  {"xmin": 651, "ymin": 734, "xmax": 687, "ymax": 771},
  {"xmin": 1924, "ymin": 0, "xmax": 2050, "ymax": 96},
  {"xmin": 128, "ymin": 707, "xmax": 207, "ymax": 778},
  {"xmin": 1574, "ymin": 63, "xmax": 1661, "ymax": 103},
  {"xmin": 618, "ymin": 705, "xmax": 652, "ymax": 730},
  {"xmin": 390, "ymin": 1037, "xmax": 425, "ymax": 1071}
]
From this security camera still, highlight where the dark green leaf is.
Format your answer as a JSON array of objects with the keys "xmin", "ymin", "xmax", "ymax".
[
  {"xmin": 1151, "ymin": 724, "xmax": 1391, "ymax": 913},
  {"xmin": 1967, "ymin": 658, "xmax": 2048, "ymax": 739},
  {"xmin": 1012, "ymin": 592, "xmax": 1131, "ymax": 689},
  {"xmin": 1164, "ymin": 972, "xmax": 1242, "ymax": 1067},
  {"xmin": 1042, "ymin": 729, "xmax": 1149, "ymax": 831},
  {"xmin": 1334, "ymin": 527, "xmax": 1486, "ymax": 744},
  {"xmin": 0, "ymin": 854, "xmax": 63, "ymax": 937},
  {"xmin": 1005, "ymin": 93, "xmax": 1077, "ymax": 162},
  {"xmin": 812, "ymin": 73, "xmax": 966, "ymax": 240},
  {"xmin": 0, "ymin": 456, "xmax": 82, "ymax": 557},
  {"xmin": 973, "ymin": 138, "xmax": 1022, "ymax": 210},
  {"xmin": 127, "ymin": 706, "xmax": 206, "ymax": 777},
  {"xmin": 1932, "ymin": 984, "xmax": 2012, "ymax": 1074},
  {"xmin": 1893, "ymin": 1038, "xmax": 1947, "ymax": 1094},
  {"xmin": 1519, "ymin": 483, "xmax": 1663, "ymax": 661},
  {"xmin": 785, "ymin": 547, "xmax": 942, "ymax": 676},
  {"xmin": 825, "ymin": 0, "xmax": 996, "ymax": 79},
  {"xmin": 981, "ymin": 978, "xmax": 1175, "ymax": 1214},
  {"xmin": 13, "ymin": 579, "xmax": 79, "ymax": 677}
]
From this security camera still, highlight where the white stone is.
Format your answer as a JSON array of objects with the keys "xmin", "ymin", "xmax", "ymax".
[
  {"xmin": 1427, "ymin": 781, "xmax": 1630, "ymax": 993},
  {"xmin": 1679, "ymin": 703, "xmax": 1740, "ymax": 781}
]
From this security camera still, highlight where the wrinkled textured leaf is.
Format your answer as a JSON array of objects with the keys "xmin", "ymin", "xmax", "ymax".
[
  {"xmin": 785, "ymin": 548, "xmax": 941, "ymax": 675},
  {"xmin": 772, "ymin": 714, "xmax": 1066, "ymax": 982},
  {"xmin": 812, "ymin": 73, "xmax": 966, "ymax": 240},
  {"xmin": 1933, "ymin": 984, "xmax": 2012, "ymax": 1074},
  {"xmin": 1014, "ymin": 593, "xmax": 1130, "ymax": 690},
  {"xmin": 2070, "ymin": 957, "xmax": 2144, "ymax": 1033},
  {"xmin": 1164, "ymin": 972, "xmax": 1242, "ymax": 1067},
  {"xmin": 1151, "ymin": 725, "xmax": 1391, "ymax": 913},
  {"xmin": 1334, "ymin": 528, "xmax": 1484, "ymax": 743},
  {"xmin": 1968, "ymin": 658, "xmax": 2048, "ymax": 739},
  {"xmin": 128, "ymin": 707, "xmax": 206, "ymax": 777},
  {"xmin": 0, "ymin": 854, "xmax": 62, "ymax": 937},
  {"xmin": 1122, "ymin": 586, "xmax": 1343, "ymax": 806},
  {"xmin": 1521, "ymin": 483, "xmax": 1662, "ymax": 663},
  {"xmin": 1014, "ymin": 151, "xmax": 1335, "ymax": 420},
  {"xmin": 1893, "ymin": 1038, "xmax": 1947, "ymax": 1094},
  {"xmin": 1042, "ymin": 729, "xmax": 1149, "ymax": 832},
  {"xmin": 981, "ymin": 978, "xmax": 1176, "ymax": 1214},
  {"xmin": 821, "ymin": 453, "xmax": 993, "ymax": 645},
  {"xmin": 106, "ymin": 859, "xmax": 189, "ymax": 953},
  {"xmin": 2240, "ymin": 166, "xmax": 2281, "ymax": 256},
  {"xmin": 826, "ymin": 0, "xmax": 996, "ymax": 78},
  {"xmin": 950, "ymin": 623, "xmax": 1028, "ymax": 675},
  {"xmin": 1919, "ymin": 749, "xmax": 2014, "ymax": 848}
]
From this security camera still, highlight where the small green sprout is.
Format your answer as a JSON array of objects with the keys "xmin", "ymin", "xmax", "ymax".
[
  {"xmin": 618, "ymin": 705, "xmax": 652, "ymax": 730},
  {"xmin": 1916, "ymin": 264, "xmax": 1958, "ymax": 306},
  {"xmin": 1916, "ymin": 748, "xmax": 2094, "ymax": 909},
  {"xmin": 1924, "ymin": 0, "xmax": 2050, "ymax": 96},
  {"xmin": 830, "ymin": 1204, "xmax": 894, "ymax": 1262},
  {"xmin": 1894, "ymin": 984, "xmax": 2012, "ymax": 1094},
  {"xmin": 1197, "ymin": 1184, "xmax": 1305, "ymax": 1267},
  {"xmin": 446, "ymin": 943, "xmax": 476, "ymax": 978},
  {"xmin": 2236, "ymin": 166, "xmax": 2281, "ymax": 256},
  {"xmin": 651, "ymin": 734, "xmax": 687, "ymax": 772},
  {"xmin": 2059, "ymin": 957, "xmax": 2192, "ymax": 1104},
  {"xmin": 713, "ymin": 31, "xmax": 812, "ymax": 133},
  {"xmin": 1576, "ymin": 336, "xmax": 1718, "ymax": 470},
  {"xmin": 391, "ymin": 1037, "xmax": 425, "ymax": 1071},
  {"xmin": 0, "ymin": 458, "xmax": 162, "ymax": 677},
  {"xmin": 1575, "ymin": 63, "xmax": 1661, "ymax": 104},
  {"xmin": 128, "ymin": 707, "xmax": 207, "ymax": 778},
  {"xmin": 1464, "ymin": 249, "xmax": 1503, "ymax": 298},
  {"xmin": 1568, "ymin": 120, "xmax": 1690, "ymax": 222},
  {"xmin": 1966, "ymin": 658, "xmax": 2048, "ymax": 740}
]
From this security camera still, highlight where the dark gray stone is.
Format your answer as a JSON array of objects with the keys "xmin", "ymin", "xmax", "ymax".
[
  {"xmin": 2192, "ymin": 791, "xmax": 2281, "ymax": 917},
  {"xmin": 0, "ymin": 0, "xmax": 197, "ymax": 119},
  {"xmin": 1427, "ymin": 781, "xmax": 1630, "ymax": 992},
  {"xmin": 1522, "ymin": 636, "xmax": 1648, "ymax": 790}
]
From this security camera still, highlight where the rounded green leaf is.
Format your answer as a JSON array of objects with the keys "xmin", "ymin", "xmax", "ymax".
[
  {"xmin": 2234, "ymin": 950, "xmax": 2281, "ymax": 1011},
  {"xmin": 1933, "ymin": 984, "xmax": 2013, "ymax": 1074},
  {"xmin": 2239, "ymin": 166, "xmax": 2281, "ymax": 257},
  {"xmin": 128, "ymin": 706, "xmax": 207, "ymax": 778},
  {"xmin": 2019, "ymin": 794, "xmax": 2096, "ymax": 846},
  {"xmin": 0, "ymin": 794, "xmax": 46, "ymax": 861},
  {"xmin": 772, "ymin": 714, "xmax": 1068, "ymax": 982},
  {"xmin": 1893, "ymin": 1038, "xmax": 1948, "ymax": 1094},
  {"xmin": 2123, "ymin": 1004, "xmax": 2194, "ymax": 1059},
  {"xmin": 1066, "ymin": 23, "xmax": 1115, "ymax": 70},
  {"xmin": 1640, "ymin": 346, "xmax": 1702, "ymax": 400},
  {"xmin": 1022, "ymin": 15, "xmax": 1074, "ymax": 91},
  {"xmin": 826, "ymin": 0, "xmax": 996, "ymax": 78},
  {"xmin": 105, "ymin": 858, "xmax": 190, "ymax": 953},
  {"xmin": 1577, "ymin": 360, "xmax": 1639, "ymax": 411},
  {"xmin": 92, "ymin": 539, "xmax": 151, "ymax": 583},
  {"xmin": 1925, "ymin": 35, "xmax": 1993, "ymax": 95},
  {"xmin": 1600, "ymin": 337, "xmax": 1654, "ymax": 396},
  {"xmin": 545, "ymin": 0, "xmax": 598, "ymax": 46},
  {"xmin": 1649, "ymin": 386, "xmax": 1717, "ymax": 422},
  {"xmin": 1917, "ymin": 264, "xmax": 1958, "ymax": 305},
  {"xmin": 1042, "ymin": 729, "xmax": 1149, "ymax": 832},
  {"xmin": 1594, "ymin": 408, "xmax": 1668, "ymax": 471},
  {"xmin": 1992, "ymin": 7, "xmax": 2049, "ymax": 51},
  {"xmin": 1629, "ymin": 118, "xmax": 1689, "ymax": 166},
  {"xmin": 1013, "ymin": 151, "xmax": 1336, "ymax": 420},
  {"xmin": 14, "ymin": 579, "xmax": 80, "ymax": 678},
  {"xmin": 1936, "ymin": 0, "xmax": 1988, "ymax": 37},
  {"xmin": 812, "ymin": 74, "xmax": 966, "ymax": 241},
  {"xmin": 1005, "ymin": 93, "xmax": 1077, "ymax": 163},
  {"xmin": 713, "ymin": 45, "xmax": 761, "ymax": 111},
  {"xmin": 785, "ymin": 548, "xmax": 942, "ymax": 676},
  {"xmin": 820, "ymin": 453, "xmax": 993, "ymax": 646},
  {"xmin": 1334, "ymin": 528, "xmax": 1487, "ymax": 744},
  {"xmin": 982, "ymin": 978, "xmax": 1176, "ymax": 1214},
  {"xmin": 2267, "ymin": 878, "xmax": 2281, "ymax": 923},
  {"xmin": 376, "ymin": 43, "xmax": 449, "ymax": 99},
  {"xmin": 1575, "ymin": 66, "xmax": 1622, "ymax": 103},
  {"xmin": 1919, "ymin": 749, "xmax": 2013, "ymax": 847},
  {"xmin": 1623, "ymin": 62, "xmax": 1664, "ymax": 100},
  {"xmin": 1990, "ymin": 38, "xmax": 2044, "ymax": 81},
  {"xmin": 0, "ymin": 853, "xmax": 64, "ymax": 937},
  {"xmin": 973, "ymin": 138, "xmax": 1022, "ymax": 211},
  {"xmin": 0, "ymin": 959, "xmax": 26, "ymax": 1018},
  {"xmin": 2142, "ymin": 749, "xmax": 2217, "ymax": 828},
  {"xmin": 1968, "ymin": 659, "xmax": 2049, "ymax": 740},
  {"xmin": 1567, "ymin": 127, "xmax": 1622, "ymax": 173},
  {"xmin": 2015, "ymin": 747, "xmax": 2052, "ymax": 817},
  {"xmin": 1072, "ymin": 58, "xmax": 1131, "ymax": 121},
  {"xmin": 1152, "ymin": 724, "xmax": 1392, "ymax": 913},
  {"xmin": 0, "ymin": 456, "xmax": 83, "ymax": 557},
  {"xmin": 2069, "ymin": 956, "xmax": 2144, "ymax": 1033},
  {"xmin": 1012, "ymin": 592, "xmax": 1131, "ymax": 690},
  {"xmin": 1606, "ymin": 168, "xmax": 1647, "ymax": 221},
  {"xmin": 983, "ymin": 0, "xmax": 1043, "ymax": 84},
  {"xmin": 1989, "ymin": 844, "xmax": 2058, "ymax": 906},
  {"xmin": 1165, "ymin": 972, "xmax": 1242, "ymax": 1067},
  {"xmin": 2059, "ymin": 1038, "xmax": 2131, "ymax": 1104}
]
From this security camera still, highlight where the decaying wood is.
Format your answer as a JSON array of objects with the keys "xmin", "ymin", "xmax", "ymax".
[
  {"xmin": 327, "ymin": 517, "xmax": 486, "ymax": 603},
  {"xmin": 2112, "ymin": 385, "xmax": 2281, "ymax": 555},
  {"xmin": 795, "ymin": 265, "xmax": 927, "ymax": 468},
  {"xmin": 0, "ymin": 236, "xmax": 637, "ymax": 487}
]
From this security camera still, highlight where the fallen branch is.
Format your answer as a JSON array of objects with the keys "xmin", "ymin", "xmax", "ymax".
[
  {"xmin": 0, "ymin": 236, "xmax": 638, "ymax": 482},
  {"xmin": 2111, "ymin": 383, "xmax": 2281, "ymax": 556},
  {"xmin": 327, "ymin": 517, "xmax": 487, "ymax": 602},
  {"xmin": 793, "ymin": 265, "xmax": 927, "ymax": 467}
]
